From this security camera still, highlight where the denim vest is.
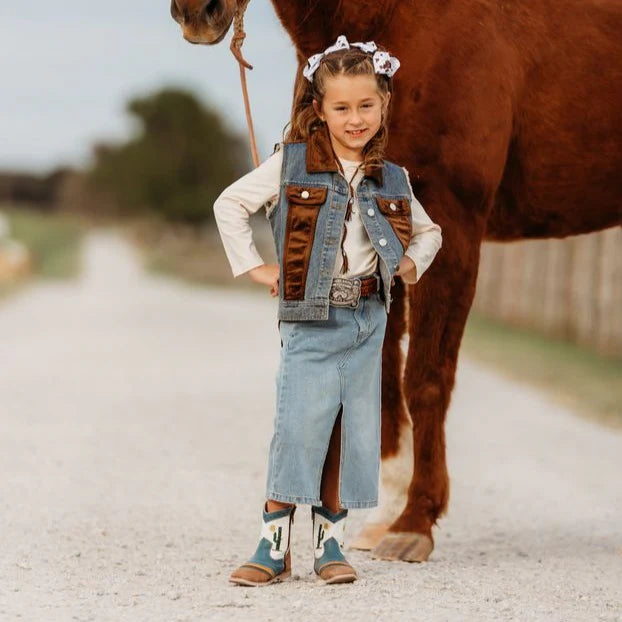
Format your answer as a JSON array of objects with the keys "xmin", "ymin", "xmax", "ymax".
[{"xmin": 266, "ymin": 125, "xmax": 413, "ymax": 321}]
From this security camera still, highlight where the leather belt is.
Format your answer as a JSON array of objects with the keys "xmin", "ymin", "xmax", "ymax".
[{"xmin": 329, "ymin": 273, "xmax": 381, "ymax": 308}]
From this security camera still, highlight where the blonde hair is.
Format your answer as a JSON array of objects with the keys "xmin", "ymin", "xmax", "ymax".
[{"xmin": 283, "ymin": 45, "xmax": 394, "ymax": 169}]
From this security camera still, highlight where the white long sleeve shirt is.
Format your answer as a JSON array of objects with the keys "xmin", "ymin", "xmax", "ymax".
[{"xmin": 213, "ymin": 148, "xmax": 442, "ymax": 284}]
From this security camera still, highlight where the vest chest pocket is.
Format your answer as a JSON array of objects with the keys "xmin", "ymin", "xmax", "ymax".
[
  {"xmin": 375, "ymin": 197, "xmax": 412, "ymax": 251},
  {"xmin": 283, "ymin": 184, "xmax": 328, "ymax": 300}
]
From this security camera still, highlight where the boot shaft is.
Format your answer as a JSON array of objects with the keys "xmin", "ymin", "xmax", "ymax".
[
  {"xmin": 258, "ymin": 503, "xmax": 296, "ymax": 561},
  {"xmin": 311, "ymin": 505, "xmax": 348, "ymax": 559}
]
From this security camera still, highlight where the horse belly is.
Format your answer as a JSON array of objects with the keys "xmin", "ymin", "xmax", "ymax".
[{"xmin": 487, "ymin": 2, "xmax": 622, "ymax": 240}]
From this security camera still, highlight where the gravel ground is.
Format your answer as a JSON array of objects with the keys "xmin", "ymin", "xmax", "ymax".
[{"xmin": 0, "ymin": 230, "xmax": 620, "ymax": 622}]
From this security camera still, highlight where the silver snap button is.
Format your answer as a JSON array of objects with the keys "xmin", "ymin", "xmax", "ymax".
[
  {"xmin": 389, "ymin": 202, "xmax": 397, "ymax": 211},
  {"xmin": 367, "ymin": 208, "xmax": 375, "ymax": 216},
  {"xmin": 379, "ymin": 238, "xmax": 387, "ymax": 247},
  {"xmin": 301, "ymin": 190, "xmax": 310, "ymax": 199}
]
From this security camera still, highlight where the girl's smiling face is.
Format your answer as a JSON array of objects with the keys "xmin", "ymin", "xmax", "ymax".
[{"xmin": 313, "ymin": 74, "xmax": 389, "ymax": 161}]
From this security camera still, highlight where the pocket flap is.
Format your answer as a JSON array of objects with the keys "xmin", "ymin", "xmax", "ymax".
[
  {"xmin": 375, "ymin": 196, "xmax": 411, "ymax": 215},
  {"xmin": 285, "ymin": 184, "xmax": 328, "ymax": 205}
]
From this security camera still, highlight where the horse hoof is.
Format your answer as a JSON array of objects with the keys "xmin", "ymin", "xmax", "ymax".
[
  {"xmin": 371, "ymin": 532, "xmax": 434, "ymax": 562},
  {"xmin": 349, "ymin": 522, "xmax": 390, "ymax": 550}
]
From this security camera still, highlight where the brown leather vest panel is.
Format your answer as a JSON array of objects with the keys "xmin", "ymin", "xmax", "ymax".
[{"xmin": 283, "ymin": 184, "xmax": 328, "ymax": 300}]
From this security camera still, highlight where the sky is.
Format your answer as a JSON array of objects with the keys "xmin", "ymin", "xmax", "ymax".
[{"xmin": 1, "ymin": 1, "xmax": 298, "ymax": 173}]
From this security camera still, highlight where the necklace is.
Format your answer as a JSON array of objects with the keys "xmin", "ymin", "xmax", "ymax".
[{"xmin": 335, "ymin": 158, "xmax": 364, "ymax": 274}]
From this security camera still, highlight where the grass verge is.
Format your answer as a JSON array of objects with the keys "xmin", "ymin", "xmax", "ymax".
[
  {"xmin": 0, "ymin": 206, "xmax": 85, "ymax": 298},
  {"xmin": 462, "ymin": 311, "xmax": 622, "ymax": 428}
]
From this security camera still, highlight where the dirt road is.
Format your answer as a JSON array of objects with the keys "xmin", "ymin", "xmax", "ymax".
[{"xmin": 1, "ymin": 230, "xmax": 620, "ymax": 621}]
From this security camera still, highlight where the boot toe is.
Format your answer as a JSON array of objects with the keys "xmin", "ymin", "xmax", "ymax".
[
  {"xmin": 229, "ymin": 561, "xmax": 287, "ymax": 586},
  {"xmin": 316, "ymin": 560, "xmax": 358, "ymax": 584}
]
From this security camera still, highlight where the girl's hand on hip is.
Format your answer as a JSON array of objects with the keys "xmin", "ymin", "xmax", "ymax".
[
  {"xmin": 247, "ymin": 263, "xmax": 280, "ymax": 296},
  {"xmin": 394, "ymin": 256, "xmax": 417, "ymax": 284}
]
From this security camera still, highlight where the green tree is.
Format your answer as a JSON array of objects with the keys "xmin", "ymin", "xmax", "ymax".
[{"xmin": 87, "ymin": 88, "xmax": 250, "ymax": 224}]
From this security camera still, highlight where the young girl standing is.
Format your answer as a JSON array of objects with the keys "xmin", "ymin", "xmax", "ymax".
[{"xmin": 213, "ymin": 35, "xmax": 442, "ymax": 586}]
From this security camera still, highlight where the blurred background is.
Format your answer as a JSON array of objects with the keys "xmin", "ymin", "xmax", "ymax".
[
  {"xmin": 0, "ymin": 0, "xmax": 620, "ymax": 426},
  {"xmin": 0, "ymin": 0, "xmax": 293, "ymax": 287}
]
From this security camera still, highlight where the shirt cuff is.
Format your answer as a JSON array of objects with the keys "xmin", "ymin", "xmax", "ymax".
[
  {"xmin": 401, "ymin": 250, "xmax": 420, "ymax": 283},
  {"xmin": 232, "ymin": 255, "xmax": 265, "ymax": 278}
]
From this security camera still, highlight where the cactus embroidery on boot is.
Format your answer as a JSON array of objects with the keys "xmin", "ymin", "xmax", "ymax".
[
  {"xmin": 259, "ymin": 514, "xmax": 291, "ymax": 560},
  {"xmin": 271, "ymin": 525, "xmax": 283, "ymax": 551}
]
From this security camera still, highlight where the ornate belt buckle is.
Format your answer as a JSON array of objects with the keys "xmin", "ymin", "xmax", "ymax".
[{"xmin": 329, "ymin": 277, "xmax": 361, "ymax": 308}]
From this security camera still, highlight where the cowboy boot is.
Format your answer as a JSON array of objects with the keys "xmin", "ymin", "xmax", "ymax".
[
  {"xmin": 229, "ymin": 502, "xmax": 296, "ymax": 586},
  {"xmin": 311, "ymin": 505, "xmax": 358, "ymax": 584}
]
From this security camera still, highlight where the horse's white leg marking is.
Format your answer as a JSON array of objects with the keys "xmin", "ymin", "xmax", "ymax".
[{"xmin": 367, "ymin": 414, "xmax": 413, "ymax": 524}]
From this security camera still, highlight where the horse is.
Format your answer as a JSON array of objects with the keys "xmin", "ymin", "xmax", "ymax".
[{"xmin": 170, "ymin": 0, "xmax": 622, "ymax": 561}]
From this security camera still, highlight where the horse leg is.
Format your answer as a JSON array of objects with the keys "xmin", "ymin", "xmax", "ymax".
[
  {"xmin": 350, "ymin": 278, "xmax": 412, "ymax": 550},
  {"xmin": 371, "ymin": 216, "xmax": 484, "ymax": 562},
  {"xmin": 349, "ymin": 414, "xmax": 413, "ymax": 550}
]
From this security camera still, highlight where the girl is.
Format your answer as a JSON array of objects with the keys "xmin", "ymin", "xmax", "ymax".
[{"xmin": 213, "ymin": 35, "xmax": 442, "ymax": 586}]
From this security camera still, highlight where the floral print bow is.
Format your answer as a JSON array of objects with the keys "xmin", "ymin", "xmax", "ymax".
[{"xmin": 302, "ymin": 34, "xmax": 401, "ymax": 82}]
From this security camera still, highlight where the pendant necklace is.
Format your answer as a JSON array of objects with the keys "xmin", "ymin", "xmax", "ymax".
[{"xmin": 335, "ymin": 158, "xmax": 364, "ymax": 274}]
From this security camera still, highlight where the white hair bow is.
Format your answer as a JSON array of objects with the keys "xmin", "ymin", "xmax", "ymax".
[{"xmin": 302, "ymin": 34, "xmax": 401, "ymax": 82}]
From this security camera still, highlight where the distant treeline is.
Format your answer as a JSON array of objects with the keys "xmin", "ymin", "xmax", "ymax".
[
  {"xmin": 0, "ymin": 169, "xmax": 71, "ymax": 207},
  {"xmin": 84, "ymin": 88, "xmax": 251, "ymax": 224},
  {"xmin": 1, "ymin": 87, "xmax": 252, "ymax": 225}
]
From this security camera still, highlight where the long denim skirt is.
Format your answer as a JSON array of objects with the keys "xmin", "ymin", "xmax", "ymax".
[{"xmin": 265, "ymin": 288, "xmax": 388, "ymax": 509}]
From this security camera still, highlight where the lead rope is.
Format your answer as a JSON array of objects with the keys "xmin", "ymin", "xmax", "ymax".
[{"xmin": 229, "ymin": 0, "xmax": 260, "ymax": 167}]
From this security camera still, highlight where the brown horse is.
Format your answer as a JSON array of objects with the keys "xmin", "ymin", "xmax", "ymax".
[{"xmin": 170, "ymin": 0, "xmax": 622, "ymax": 561}]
